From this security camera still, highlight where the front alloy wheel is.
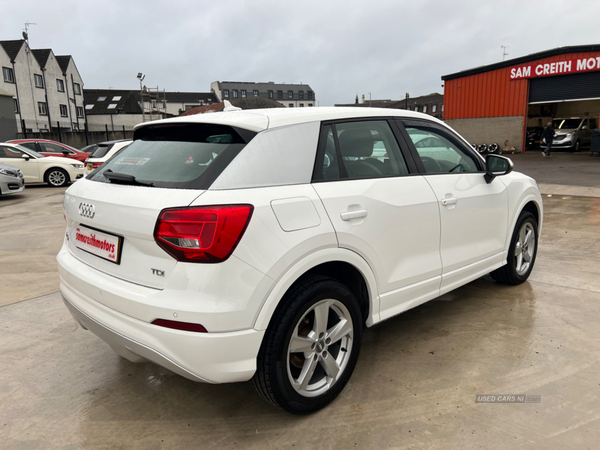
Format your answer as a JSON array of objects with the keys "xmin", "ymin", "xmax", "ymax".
[
  {"xmin": 514, "ymin": 222, "xmax": 535, "ymax": 276},
  {"xmin": 47, "ymin": 168, "xmax": 69, "ymax": 187},
  {"xmin": 251, "ymin": 276, "xmax": 363, "ymax": 414}
]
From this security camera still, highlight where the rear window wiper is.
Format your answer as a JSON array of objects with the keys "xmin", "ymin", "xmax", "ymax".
[{"xmin": 103, "ymin": 170, "xmax": 154, "ymax": 186}]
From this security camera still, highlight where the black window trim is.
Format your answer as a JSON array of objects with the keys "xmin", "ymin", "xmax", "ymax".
[
  {"xmin": 395, "ymin": 118, "xmax": 485, "ymax": 174},
  {"xmin": 311, "ymin": 117, "xmax": 421, "ymax": 184}
]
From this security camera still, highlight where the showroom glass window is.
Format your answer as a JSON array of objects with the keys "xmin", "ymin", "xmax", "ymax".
[{"xmin": 404, "ymin": 125, "xmax": 479, "ymax": 174}]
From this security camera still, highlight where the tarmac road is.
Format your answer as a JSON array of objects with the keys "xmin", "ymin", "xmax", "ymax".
[{"xmin": 1, "ymin": 167, "xmax": 600, "ymax": 449}]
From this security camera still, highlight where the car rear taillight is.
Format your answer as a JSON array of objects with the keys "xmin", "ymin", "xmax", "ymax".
[
  {"xmin": 92, "ymin": 162, "xmax": 103, "ymax": 169},
  {"xmin": 153, "ymin": 205, "xmax": 253, "ymax": 263}
]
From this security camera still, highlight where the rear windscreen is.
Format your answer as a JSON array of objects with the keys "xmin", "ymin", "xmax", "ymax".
[
  {"xmin": 88, "ymin": 123, "xmax": 255, "ymax": 189},
  {"xmin": 90, "ymin": 144, "xmax": 114, "ymax": 158}
]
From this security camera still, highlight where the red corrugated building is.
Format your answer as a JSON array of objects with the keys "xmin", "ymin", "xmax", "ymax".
[{"xmin": 442, "ymin": 45, "xmax": 600, "ymax": 152}]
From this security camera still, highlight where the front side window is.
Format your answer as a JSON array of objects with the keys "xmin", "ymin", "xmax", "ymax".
[
  {"xmin": 89, "ymin": 123, "xmax": 254, "ymax": 190},
  {"xmin": 38, "ymin": 102, "xmax": 47, "ymax": 115},
  {"xmin": 57, "ymin": 79, "xmax": 65, "ymax": 92},
  {"xmin": 73, "ymin": 83, "xmax": 81, "ymax": 95},
  {"xmin": 60, "ymin": 104, "xmax": 68, "ymax": 117},
  {"xmin": 42, "ymin": 143, "xmax": 71, "ymax": 154},
  {"xmin": 3, "ymin": 67, "xmax": 14, "ymax": 83},
  {"xmin": 314, "ymin": 120, "xmax": 409, "ymax": 181},
  {"xmin": 404, "ymin": 125, "xmax": 480, "ymax": 174},
  {"xmin": 34, "ymin": 74, "xmax": 44, "ymax": 88}
]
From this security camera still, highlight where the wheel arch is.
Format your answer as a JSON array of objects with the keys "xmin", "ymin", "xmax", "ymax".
[
  {"xmin": 253, "ymin": 248, "xmax": 379, "ymax": 332},
  {"xmin": 505, "ymin": 193, "xmax": 543, "ymax": 253}
]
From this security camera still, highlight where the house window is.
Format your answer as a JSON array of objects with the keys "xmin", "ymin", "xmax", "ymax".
[
  {"xmin": 73, "ymin": 83, "xmax": 81, "ymax": 95},
  {"xmin": 308, "ymin": 91, "xmax": 313, "ymax": 99},
  {"xmin": 38, "ymin": 102, "xmax": 48, "ymax": 115},
  {"xmin": 442, "ymin": 105, "xmax": 444, "ymax": 112},
  {"xmin": 253, "ymin": 90, "xmax": 259, "ymax": 97},
  {"xmin": 57, "ymin": 79, "xmax": 65, "ymax": 92},
  {"xmin": 299, "ymin": 91, "xmax": 304, "ymax": 99},
  {"xmin": 2, "ymin": 67, "xmax": 14, "ymax": 83},
  {"xmin": 97, "ymin": 96, "xmax": 107, "ymax": 101},
  {"xmin": 60, "ymin": 104, "xmax": 68, "ymax": 117},
  {"xmin": 308, "ymin": 103, "xmax": 313, "ymax": 107},
  {"xmin": 223, "ymin": 89, "xmax": 229, "ymax": 98},
  {"xmin": 288, "ymin": 90, "xmax": 293, "ymax": 99},
  {"xmin": 414, "ymin": 106, "xmax": 419, "ymax": 112},
  {"xmin": 423, "ymin": 105, "xmax": 428, "ymax": 113},
  {"xmin": 232, "ymin": 90, "xmax": 238, "ymax": 98},
  {"xmin": 268, "ymin": 90, "xmax": 273, "ymax": 99},
  {"xmin": 289, "ymin": 103, "xmax": 294, "ymax": 107},
  {"xmin": 85, "ymin": 104, "xmax": 94, "ymax": 110},
  {"xmin": 299, "ymin": 103, "xmax": 304, "ymax": 107},
  {"xmin": 432, "ymin": 104, "xmax": 437, "ymax": 113},
  {"xmin": 14, "ymin": 98, "xmax": 19, "ymax": 113},
  {"xmin": 76, "ymin": 106, "xmax": 84, "ymax": 117},
  {"xmin": 277, "ymin": 90, "xmax": 283, "ymax": 99},
  {"xmin": 241, "ymin": 89, "xmax": 247, "ymax": 98},
  {"xmin": 34, "ymin": 74, "xmax": 44, "ymax": 88}
]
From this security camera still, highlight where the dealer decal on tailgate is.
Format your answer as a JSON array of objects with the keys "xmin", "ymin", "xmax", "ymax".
[{"xmin": 74, "ymin": 225, "xmax": 122, "ymax": 264}]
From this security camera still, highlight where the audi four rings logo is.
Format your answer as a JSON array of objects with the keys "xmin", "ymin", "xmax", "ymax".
[{"xmin": 79, "ymin": 203, "xmax": 96, "ymax": 219}]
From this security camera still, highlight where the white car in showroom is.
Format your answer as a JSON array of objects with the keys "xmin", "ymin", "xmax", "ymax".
[
  {"xmin": 57, "ymin": 107, "xmax": 542, "ymax": 414},
  {"xmin": 0, "ymin": 143, "xmax": 84, "ymax": 187}
]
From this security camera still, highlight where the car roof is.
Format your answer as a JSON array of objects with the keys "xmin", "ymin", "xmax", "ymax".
[
  {"xmin": 97, "ymin": 139, "xmax": 132, "ymax": 145},
  {"xmin": 134, "ymin": 107, "xmax": 445, "ymax": 133}
]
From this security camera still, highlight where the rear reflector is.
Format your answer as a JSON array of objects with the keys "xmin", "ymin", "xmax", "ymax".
[
  {"xmin": 152, "ymin": 319, "xmax": 207, "ymax": 333},
  {"xmin": 154, "ymin": 204, "xmax": 253, "ymax": 263}
]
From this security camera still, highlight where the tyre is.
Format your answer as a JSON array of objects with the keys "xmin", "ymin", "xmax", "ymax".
[
  {"xmin": 251, "ymin": 276, "xmax": 363, "ymax": 414},
  {"xmin": 490, "ymin": 211, "xmax": 538, "ymax": 285},
  {"xmin": 45, "ymin": 168, "xmax": 69, "ymax": 187}
]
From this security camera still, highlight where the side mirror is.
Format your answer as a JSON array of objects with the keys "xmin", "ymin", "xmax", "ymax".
[
  {"xmin": 62, "ymin": 150, "xmax": 70, "ymax": 155},
  {"xmin": 581, "ymin": 125, "xmax": 588, "ymax": 130},
  {"xmin": 21, "ymin": 153, "xmax": 30, "ymax": 161},
  {"xmin": 484, "ymin": 154, "xmax": 513, "ymax": 183}
]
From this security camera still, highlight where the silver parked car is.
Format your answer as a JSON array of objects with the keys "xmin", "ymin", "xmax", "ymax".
[
  {"xmin": 551, "ymin": 117, "xmax": 598, "ymax": 151},
  {"xmin": 0, "ymin": 162, "xmax": 25, "ymax": 196}
]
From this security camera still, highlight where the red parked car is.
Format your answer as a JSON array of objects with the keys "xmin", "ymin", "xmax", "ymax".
[{"xmin": 7, "ymin": 139, "xmax": 88, "ymax": 162}]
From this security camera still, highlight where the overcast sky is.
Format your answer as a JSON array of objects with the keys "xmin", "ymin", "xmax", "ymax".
[{"xmin": 2, "ymin": 0, "xmax": 600, "ymax": 106}]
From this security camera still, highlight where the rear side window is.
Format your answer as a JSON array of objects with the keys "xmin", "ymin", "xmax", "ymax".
[
  {"xmin": 17, "ymin": 142, "xmax": 37, "ymax": 152},
  {"xmin": 88, "ymin": 124, "xmax": 255, "ymax": 189},
  {"xmin": 90, "ymin": 144, "xmax": 114, "ymax": 158}
]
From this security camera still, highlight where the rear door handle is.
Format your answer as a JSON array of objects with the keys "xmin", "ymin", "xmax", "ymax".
[
  {"xmin": 341, "ymin": 210, "xmax": 368, "ymax": 221},
  {"xmin": 440, "ymin": 197, "xmax": 458, "ymax": 206}
]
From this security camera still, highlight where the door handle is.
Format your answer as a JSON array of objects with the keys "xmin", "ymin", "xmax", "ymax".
[
  {"xmin": 440, "ymin": 197, "xmax": 458, "ymax": 206},
  {"xmin": 341, "ymin": 210, "xmax": 368, "ymax": 221}
]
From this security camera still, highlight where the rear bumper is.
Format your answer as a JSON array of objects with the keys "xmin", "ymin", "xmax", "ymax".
[{"xmin": 59, "ymin": 256, "xmax": 266, "ymax": 384}]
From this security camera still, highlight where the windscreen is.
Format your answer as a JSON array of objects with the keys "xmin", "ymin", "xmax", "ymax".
[
  {"xmin": 90, "ymin": 144, "xmax": 114, "ymax": 158},
  {"xmin": 88, "ymin": 123, "xmax": 254, "ymax": 189},
  {"xmin": 552, "ymin": 119, "xmax": 581, "ymax": 129}
]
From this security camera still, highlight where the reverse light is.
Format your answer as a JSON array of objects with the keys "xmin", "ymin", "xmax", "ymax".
[
  {"xmin": 153, "ymin": 204, "xmax": 253, "ymax": 263},
  {"xmin": 152, "ymin": 319, "xmax": 207, "ymax": 333}
]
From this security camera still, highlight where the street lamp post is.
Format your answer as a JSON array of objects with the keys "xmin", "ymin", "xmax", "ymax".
[{"xmin": 137, "ymin": 73, "xmax": 146, "ymax": 122}]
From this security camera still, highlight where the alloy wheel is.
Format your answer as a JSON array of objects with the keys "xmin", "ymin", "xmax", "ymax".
[
  {"xmin": 49, "ymin": 170, "xmax": 66, "ymax": 186},
  {"xmin": 514, "ymin": 222, "xmax": 535, "ymax": 276},
  {"xmin": 287, "ymin": 299, "xmax": 354, "ymax": 398}
]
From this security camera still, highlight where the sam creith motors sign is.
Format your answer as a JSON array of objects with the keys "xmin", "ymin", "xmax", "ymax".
[{"xmin": 510, "ymin": 56, "xmax": 600, "ymax": 80}]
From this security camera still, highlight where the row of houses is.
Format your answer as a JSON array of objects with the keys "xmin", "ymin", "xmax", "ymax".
[
  {"xmin": 335, "ymin": 93, "xmax": 444, "ymax": 119},
  {"xmin": 1, "ymin": 39, "xmax": 85, "ymax": 134}
]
